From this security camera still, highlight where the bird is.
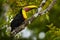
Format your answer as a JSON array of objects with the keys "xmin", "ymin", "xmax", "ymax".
[{"xmin": 10, "ymin": 5, "xmax": 37, "ymax": 31}]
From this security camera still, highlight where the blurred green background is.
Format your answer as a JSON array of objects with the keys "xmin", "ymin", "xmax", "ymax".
[{"xmin": 0, "ymin": 0, "xmax": 60, "ymax": 40}]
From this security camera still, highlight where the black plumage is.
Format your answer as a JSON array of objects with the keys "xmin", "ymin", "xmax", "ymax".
[
  {"xmin": 11, "ymin": 8, "xmax": 25, "ymax": 31},
  {"xmin": 10, "ymin": 5, "xmax": 37, "ymax": 31}
]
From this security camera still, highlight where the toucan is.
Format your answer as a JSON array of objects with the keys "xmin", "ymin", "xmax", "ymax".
[{"xmin": 11, "ymin": 5, "xmax": 37, "ymax": 31}]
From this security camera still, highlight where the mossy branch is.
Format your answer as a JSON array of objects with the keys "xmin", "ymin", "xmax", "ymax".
[{"xmin": 11, "ymin": 0, "xmax": 56, "ymax": 36}]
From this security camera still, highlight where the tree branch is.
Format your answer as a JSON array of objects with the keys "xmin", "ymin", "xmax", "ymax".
[{"xmin": 11, "ymin": 0, "xmax": 56, "ymax": 36}]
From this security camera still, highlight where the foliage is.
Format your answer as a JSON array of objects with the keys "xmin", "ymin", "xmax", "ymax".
[{"xmin": 0, "ymin": 0, "xmax": 60, "ymax": 40}]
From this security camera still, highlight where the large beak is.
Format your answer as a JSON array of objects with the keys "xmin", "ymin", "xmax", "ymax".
[{"xmin": 23, "ymin": 5, "xmax": 37, "ymax": 12}]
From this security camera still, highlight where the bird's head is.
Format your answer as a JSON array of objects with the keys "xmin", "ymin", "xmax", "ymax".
[
  {"xmin": 22, "ymin": 5, "xmax": 37, "ymax": 19},
  {"xmin": 23, "ymin": 5, "xmax": 37, "ymax": 12}
]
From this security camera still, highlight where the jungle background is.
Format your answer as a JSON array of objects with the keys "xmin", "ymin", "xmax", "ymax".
[{"xmin": 0, "ymin": 0, "xmax": 60, "ymax": 40}]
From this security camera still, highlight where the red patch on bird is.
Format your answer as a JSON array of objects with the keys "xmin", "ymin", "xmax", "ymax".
[{"xmin": 24, "ymin": 8, "xmax": 31, "ymax": 12}]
